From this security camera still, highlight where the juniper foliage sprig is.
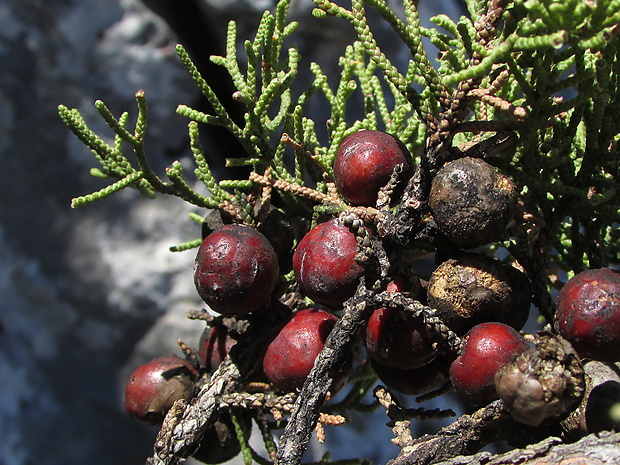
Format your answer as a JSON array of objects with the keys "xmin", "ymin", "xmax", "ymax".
[
  {"xmin": 60, "ymin": 0, "xmax": 620, "ymax": 289},
  {"xmin": 58, "ymin": 0, "xmax": 620, "ymax": 306},
  {"xmin": 337, "ymin": 0, "xmax": 619, "ymax": 265},
  {"xmin": 310, "ymin": 0, "xmax": 618, "ymax": 283}
]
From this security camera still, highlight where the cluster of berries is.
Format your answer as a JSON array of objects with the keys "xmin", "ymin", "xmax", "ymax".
[
  {"xmin": 124, "ymin": 129, "xmax": 620, "ymax": 460},
  {"xmin": 124, "ymin": 325, "xmax": 249, "ymax": 463}
]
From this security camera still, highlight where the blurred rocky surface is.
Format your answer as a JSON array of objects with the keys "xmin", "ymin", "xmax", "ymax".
[
  {"xmin": 0, "ymin": 1, "xmax": 204, "ymax": 463},
  {"xmin": 0, "ymin": 1, "xmax": 461, "ymax": 464}
]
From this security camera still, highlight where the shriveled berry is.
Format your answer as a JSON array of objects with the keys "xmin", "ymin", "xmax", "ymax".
[
  {"xmin": 371, "ymin": 356, "xmax": 449, "ymax": 396},
  {"xmin": 364, "ymin": 280, "xmax": 437, "ymax": 370},
  {"xmin": 495, "ymin": 332, "xmax": 584, "ymax": 427},
  {"xmin": 124, "ymin": 356, "xmax": 196, "ymax": 424},
  {"xmin": 194, "ymin": 224, "xmax": 279, "ymax": 316},
  {"xmin": 449, "ymin": 322, "xmax": 529, "ymax": 406},
  {"xmin": 427, "ymin": 253, "xmax": 532, "ymax": 334},
  {"xmin": 333, "ymin": 129, "xmax": 413, "ymax": 206},
  {"xmin": 263, "ymin": 308, "xmax": 351, "ymax": 393},
  {"xmin": 197, "ymin": 325, "xmax": 236, "ymax": 372},
  {"xmin": 554, "ymin": 268, "xmax": 620, "ymax": 362},
  {"xmin": 292, "ymin": 218, "xmax": 365, "ymax": 308},
  {"xmin": 429, "ymin": 157, "xmax": 517, "ymax": 249}
]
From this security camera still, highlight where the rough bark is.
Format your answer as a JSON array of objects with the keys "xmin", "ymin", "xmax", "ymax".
[
  {"xmin": 146, "ymin": 305, "xmax": 285, "ymax": 465},
  {"xmin": 433, "ymin": 431, "xmax": 620, "ymax": 465},
  {"xmin": 388, "ymin": 399, "xmax": 620, "ymax": 465},
  {"xmin": 275, "ymin": 287, "xmax": 377, "ymax": 465}
]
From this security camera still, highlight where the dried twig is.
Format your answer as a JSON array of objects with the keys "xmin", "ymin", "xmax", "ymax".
[
  {"xmin": 275, "ymin": 285, "xmax": 378, "ymax": 465},
  {"xmin": 387, "ymin": 401, "xmax": 511, "ymax": 465},
  {"xmin": 147, "ymin": 307, "xmax": 281, "ymax": 465},
  {"xmin": 423, "ymin": 431, "xmax": 620, "ymax": 465}
]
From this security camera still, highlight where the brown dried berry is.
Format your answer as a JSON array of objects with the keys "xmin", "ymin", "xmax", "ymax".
[
  {"xmin": 429, "ymin": 157, "xmax": 518, "ymax": 249},
  {"xmin": 427, "ymin": 253, "xmax": 532, "ymax": 334},
  {"xmin": 495, "ymin": 332, "xmax": 585, "ymax": 427}
]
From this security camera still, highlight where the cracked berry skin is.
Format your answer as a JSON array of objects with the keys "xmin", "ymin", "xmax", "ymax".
[
  {"xmin": 554, "ymin": 268, "xmax": 620, "ymax": 362},
  {"xmin": 334, "ymin": 130, "xmax": 413, "ymax": 206},
  {"xmin": 427, "ymin": 253, "xmax": 532, "ymax": 335},
  {"xmin": 364, "ymin": 280, "xmax": 437, "ymax": 370},
  {"xmin": 263, "ymin": 308, "xmax": 351, "ymax": 393},
  {"xmin": 124, "ymin": 356, "xmax": 196, "ymax": 424},
  {"xmin": 194, "ymin": 224, "xmax": 279, "ymax": 316},
  {"xmin": 429, "ymin": 157, "xmax": 517, "ymax": 249},
  {"xmin": 292, "ymin": 218, "xmax": 365, "ymax": 309},
  {"xmin": 495, "ymin": 332, "xmax": 584, "ymax": 427},
  {"xmin": 449, "ymin": 322, "xmax": 529, "ymax": 406}
]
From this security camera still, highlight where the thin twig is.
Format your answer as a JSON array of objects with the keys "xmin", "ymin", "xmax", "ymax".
[{"xmin": 275, "ymin": 285, "xmax": 377, "ymax": 465}]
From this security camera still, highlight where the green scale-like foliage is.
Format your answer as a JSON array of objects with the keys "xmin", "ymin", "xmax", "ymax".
[
  {"xmin": 59, "ymin": 0, "xmax": 620, "ymax": 264},
  {"xmin": 60, "ymin": 0, "xmax": 619, "ymax": 289},
  {"xmin": 59, "ymin": 1, "xmax": 620, "ymax": 463}
]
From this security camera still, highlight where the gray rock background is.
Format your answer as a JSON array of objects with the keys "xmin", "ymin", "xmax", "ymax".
[{"xmin": 0, "ymin": 1, "xmax": 462, "ymax": 464}]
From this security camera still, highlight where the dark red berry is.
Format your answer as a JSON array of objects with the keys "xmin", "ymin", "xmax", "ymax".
[
  {"xmin": 370, "ymin": 357, "xmax": 448, "ymax": 396},
  {"xmin": 364, "ymin": 280, "xmax": 437, "ymax": 370},
  {"xmin": 124, "ymin": 356, "xmax": 196, "ymax": 424},
  {"xmin": 554, "ymin": 268, "xmax": 620, "ymax": 362},
  {"xmin": 194, "ymin": 224, "xmax": 279, "ymax": 316},
  {"xmin": 449, "ymin": 322, "xmax": 529, "ymax": 406},
  {"xmin": 263, "ymin": 308, "xmax": 351, "ymax": 393},
  {"xmin": 429, "ymin": 157, "xmax": 517, "ymax": 249},
  {"xmin": 427, "ymin": 253, "xmax": 532, "ymax": 334},
  {"xmin": 292, "ymin": 218, "xmax": 365, "ymax": 308},
  {"xmin": 197, "ymin": 326, "xmax": 236, "ymax": 372},
  {"xmin": 334, "ymin": 130, "xmax": 413, "ymax": 206}
]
